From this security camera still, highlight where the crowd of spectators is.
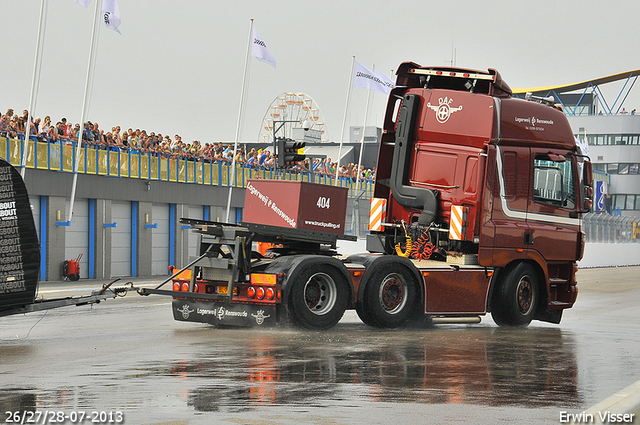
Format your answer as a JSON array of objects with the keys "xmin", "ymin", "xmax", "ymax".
[{"xmin": 1, "ymin": 108, "xmax": 376, "ymax": 182}]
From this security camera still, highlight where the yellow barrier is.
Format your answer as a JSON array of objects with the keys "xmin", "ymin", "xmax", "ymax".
[
  {"xmin": 196, "ymin": 162, "xmax": 203, "ymax": 184},
  {"xmin": 108, "ymin": 151, "xmax": 117, "ymax": 176},
  {"xmin": 97, "ymin": 150, "xmax": 107, "ymax": 175},
  {"xmin": 63, "ymin": 145, "xmax": 73, "ymax": 172},
  {"xmin": 36, "ymin": 142, "xmax": 46, "ymax": 169},
  {"xmin": 86, "ymin": 149, "xmax": 96, "ymax": 174},
  {"xmin": 9, "ymin": 139, "xmax": 21, "ymax": 165},
  {"xmin": 0, "ymin": 137, "xmax": 6, "ymax": 159},
  {"xmin": 0, "ymin": 137, "xmax": 374, "ymax": 198},
  {"xmin": 25, "ymin": 142, "xmax": 35, "ymax": 168},
  {"xmin": 244, "ymin": 167, "xmax": 251, "ymax": 186},
  {"xmin": 130, "ymin": 154, "xmax": 139, "ymax": 178},
  {"xmin": 187, "ymin": 160, "xmax": 195, "ymax": 183},
  {"xmin": 140, "ymin": 155, "xmax": 149, "ymax": 179},
  {"xmin": 166, "ymin": 158, "xmax": 175, "ymax": 182},
  {"xmin": 203, "ymin": 162, "xmax": 211, "ymax": 185},
  {"xmin": 150, "ymin": 156, "xmax": 158, "ymax": 180},
  {"xmin": 120, "ymin": 152, "xmax": 129, "ymax": 177},
  {"xmin": 156, "ymin": 157, "xmax": 164, "ymax": 181},
  {"xmin": 221, "ymin": 164, "xmax": 228, "ymax": 186}
]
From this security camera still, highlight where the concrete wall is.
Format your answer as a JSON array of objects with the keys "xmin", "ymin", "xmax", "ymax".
[
  {"xmin": 46, "ymin": 196, "xmax": 66, "ymax": 281},
  {"xmin": 137, "ymin": 201, "xmax": 153, "ymax": 277},
  {"xmin": 578, "ymin": 242, "xmax": 640, "ymax": 268},
  {"xmin": 23, "ymin": 167, "xmax": 242, "ymax": 281}
]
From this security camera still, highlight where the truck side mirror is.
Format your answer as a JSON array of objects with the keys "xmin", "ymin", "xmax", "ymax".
[
  {"xmin": 583, "ymin": 186, "xmax": 593, "ymax": 211},
  {"xmin": 582, "ymin": 161, "xmax": 593, "ymax": 212},
  {"xmin": 583, "ymin": 160, "xmax": 593, "ymax": 187}
]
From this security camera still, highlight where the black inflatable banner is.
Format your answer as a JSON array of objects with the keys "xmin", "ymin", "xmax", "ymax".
[{"xmin": 0, "ymin": 158, "xmax": 40, "ymax": 310}]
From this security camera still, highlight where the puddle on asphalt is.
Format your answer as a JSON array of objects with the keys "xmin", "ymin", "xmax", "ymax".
[{"xmin": 0, "ymin": 326, "xmax": 581, "ymax": 415}]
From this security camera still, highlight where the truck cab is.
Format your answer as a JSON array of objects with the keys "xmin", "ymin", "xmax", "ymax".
[{"xmin": 369, "ymin": 62, "xmax": 593, "ymax": 325}]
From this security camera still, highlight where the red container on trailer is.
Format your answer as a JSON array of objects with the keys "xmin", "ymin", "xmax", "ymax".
[{"xmin": 243, "ymin": 180, "xmax": 348, "ymax": 234}]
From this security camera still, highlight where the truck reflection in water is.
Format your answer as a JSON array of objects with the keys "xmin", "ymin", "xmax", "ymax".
[
  {"xmin": 179, "ymin": 327, "xmax": 579, "ymax": 412},
  {"xmin": 0, "ymin": 327, "xmax": 580, "ymax": 414}
]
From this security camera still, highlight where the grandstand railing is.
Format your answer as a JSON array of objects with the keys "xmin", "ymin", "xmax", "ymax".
[{"xmin": 0, "ymin": 135, "xmax": 374, "ymax": 199}]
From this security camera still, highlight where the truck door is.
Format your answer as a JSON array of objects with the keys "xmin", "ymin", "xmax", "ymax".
[
  {"xmin": 526, "ymin": 150, "xmax": 581, "ymax": 262},
  {"xmin": 492, "ymin": 146, "xmax": 531, "ymax": 255}
]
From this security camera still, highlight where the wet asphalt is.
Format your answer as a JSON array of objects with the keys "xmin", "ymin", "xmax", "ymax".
[{"xmin": 0, "ymin": 267, "xmax": 639, "ymax": 425}]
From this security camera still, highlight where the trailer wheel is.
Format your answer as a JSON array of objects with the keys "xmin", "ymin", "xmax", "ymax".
[
  {"xmin": 288, "ymin": 264, "xmax": 348, "ymax": 330},
  {"xmin": 491, "ymin": 263, "xmax": 539, "ymax": 327},
  {"xmin": 364, "ymin": 264, "xmax": 417, "ymax": 328}
]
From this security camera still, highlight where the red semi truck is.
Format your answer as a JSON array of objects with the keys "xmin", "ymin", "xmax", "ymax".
[{"xmin": 141, "ymin": 62, "xmax": 593, "ymax": 329}]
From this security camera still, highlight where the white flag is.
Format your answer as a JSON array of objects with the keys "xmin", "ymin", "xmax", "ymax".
[
  {"xmin": 102, "ymin": 0, "xmax": 122, "ymax": 34},
  {"xmin": 251, "ymin": 26, "xmax": 276, "ymax": 68},
  {"xmin": 74, "ymin": 0, "xmax": 91, "ymax": 7},
  {"xmin": 576, "ymin": 135, "xmax": 590, "ymax": 156},
  {"xmin": 374, "ymin": 68, "xmax": 395, "ymax": 93},
  {"xmin": 353, "ymin": 61, "xmax": 394, "ymax": 94}
]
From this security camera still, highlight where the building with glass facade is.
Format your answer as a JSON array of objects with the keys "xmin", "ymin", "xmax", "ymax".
[
  {"xmin": 568, "ymin": 113, "xmax": 640, "ymax": 216},
  {"xmin": 516, "ymin": 71, "xmax": 640, "ymax": 217}
]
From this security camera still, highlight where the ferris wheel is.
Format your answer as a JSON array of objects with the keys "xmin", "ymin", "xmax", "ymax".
[{"xmin": 258, "ymin": 92, "xmax": 328, "ymax": 143}]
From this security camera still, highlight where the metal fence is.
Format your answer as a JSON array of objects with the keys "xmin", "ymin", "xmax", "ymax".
[
  {"xmin": 583, "ymin": 213, "xmax": 640, "ymax": 243},
  {"xmin": 0, "ymin": 135, "xmax": 374, "ymax": 199}
]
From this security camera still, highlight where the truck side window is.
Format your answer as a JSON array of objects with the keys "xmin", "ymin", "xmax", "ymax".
[{"xmin": 533, "ymin": 155, "xmax": 576, "ymax": 209}]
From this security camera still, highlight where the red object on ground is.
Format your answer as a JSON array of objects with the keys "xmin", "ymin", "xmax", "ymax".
[{"xmin": 63, "ymin": 253, "xmax": 82, "ymax": 281}]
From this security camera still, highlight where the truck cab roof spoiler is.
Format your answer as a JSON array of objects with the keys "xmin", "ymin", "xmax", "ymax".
[{"xmin": 395, "ymin": 61, "xmax": 512, "ymax": 97}]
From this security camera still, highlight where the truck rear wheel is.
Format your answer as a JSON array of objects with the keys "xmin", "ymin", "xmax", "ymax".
[
  {"xmin": 288, "ymin": 264, "xmax": 348, "ymax": 330},
  {"xmin": 363, "ymin": 264, "xmax": 417, "ymax": 328},
  {"xmin": 491, "ymin": 263, "xmax": 539, "ymax": 327},
  {"xmin": 355, "ymin": 300, "xmax": 377, "ymax": 327}
]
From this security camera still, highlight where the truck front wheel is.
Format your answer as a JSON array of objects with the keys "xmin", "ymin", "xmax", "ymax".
[
  {"xmin": 363, "ymin": 264, "xmax": 418, "ymax": 328},
  {"xmin": 287, "ymin": 264, "xmax": 349, "ymax": 330},
  {"xmin": 491, "ymin": 263, "xmax": 539, "ymax": 327}
]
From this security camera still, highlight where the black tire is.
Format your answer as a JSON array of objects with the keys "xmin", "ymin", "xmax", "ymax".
[
  {"xmin": 363, "ymin": 264, "xmax": 418, "ymax": 328},
  {"xmin": 287, "ymin": 264, "xmax": 349, "ymax": 330},
  {"xmin": 491, "ymin": 263, "xmax": 539, "ymax": 327},
  {"xmin": 68, "ymin": 273, "xmax": 78, "ymax": 282},
  {"xmin": 355, "ymin": 301, "xmax": 377, "ymax": 327}
]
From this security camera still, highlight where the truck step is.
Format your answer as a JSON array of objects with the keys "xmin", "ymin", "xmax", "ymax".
[{"xmin": 446, "ymin": 253, "xmax": 479, "ymax": 266}]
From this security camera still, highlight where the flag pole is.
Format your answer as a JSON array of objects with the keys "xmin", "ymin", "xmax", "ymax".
[
  {"xmin": 21, "ymin": 0, "xmax": 48, "ymax": 179},
  {"xmin": 334, "ymin": 56, "xmax": 355, "ymax": 185},
  {"xmin": 68, "ymin": 0, "xmax": 101, "ymax": 224},
  {"xmin": 354, "ymin": 68, "xmax": 373, "ymax": 196},
  {"xmin": 351, "ymin": 88, "xmax": 371, "ymax": 235},
  {"xmin": 225, "ymin": 19, "xmax": 254, "ymax": 223}
]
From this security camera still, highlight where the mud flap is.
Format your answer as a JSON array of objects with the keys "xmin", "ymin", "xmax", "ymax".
[
  {"xmin": 535, "ymin": 309, "xmax": 563, "ymax": 324},
  {"xmin": 172, "ymin": 299, "xmax": 277, "ymax": 327}
]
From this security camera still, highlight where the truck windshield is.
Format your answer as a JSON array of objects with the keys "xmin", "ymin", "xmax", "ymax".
[{"xmin": 533, "ymin": 155, "xmax": 576, "ymax": 209}]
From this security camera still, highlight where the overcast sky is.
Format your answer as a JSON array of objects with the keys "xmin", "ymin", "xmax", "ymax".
[{"xmin": 2, "ymin": 0, "xmax": 640, "ymax": 144}]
